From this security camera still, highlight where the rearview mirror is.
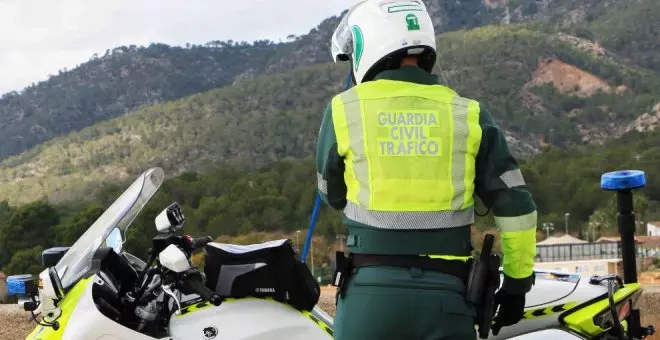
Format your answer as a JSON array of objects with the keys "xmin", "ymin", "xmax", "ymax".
[
  {"xmin": 42, "ymin": 247, "xmax": 70, "ymax": 267},
  {"xmin": 105, "ymin": 227, "xmax": 123, "ymax": 254},
  {"xmin": 155, "ymin": 202, "xmax": 185, "ymax": 233}
]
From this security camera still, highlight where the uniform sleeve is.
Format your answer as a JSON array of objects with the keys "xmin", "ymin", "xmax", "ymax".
[
  {"xmin": 316, "ymin": 102, "xmax": 347, "ymax": 210},
  {"xmin": 475, "ymin": 106, "xmax": 538, "ymax": 295}
]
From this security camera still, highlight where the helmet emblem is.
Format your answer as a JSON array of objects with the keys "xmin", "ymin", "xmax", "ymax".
[
  {"xmin": 406, "ymin": 14, "xmax": 420, "ymax": 31},
  {"xmin": 351, "ymin": 25, "xmax": 364, "ymax": 71}
]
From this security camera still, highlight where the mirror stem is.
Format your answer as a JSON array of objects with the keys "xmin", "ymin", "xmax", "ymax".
[{"xmin": 132, "ymin": 250, "xmax": 157, "ymax": 301}]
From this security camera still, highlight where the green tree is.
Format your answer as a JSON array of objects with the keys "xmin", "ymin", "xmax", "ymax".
[
  {"xmin": 0, "ymin": 201, "xmax": 59, "ymax": 256},
  {"xmin": 588, "ymin": 193, "xmax": 660, "ymax": 234},
  {"xmin": 55, "ymin": 202, "xmax": 105, "ymax": 245},
  {"xmin": 3, "ymin": 246, "xmax": 45, "ymax": 276}
]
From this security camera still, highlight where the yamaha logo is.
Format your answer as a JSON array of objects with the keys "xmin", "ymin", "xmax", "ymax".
[
  {"xmin": 202, "ymin": 326, "xmax": 218, "ymax": 339},
  {"xmin": 255, "ymin": 287, "xmax": 276, "ymax": 293}
]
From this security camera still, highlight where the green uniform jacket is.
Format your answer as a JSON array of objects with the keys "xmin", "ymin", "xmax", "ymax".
[{"xmin": 316, "ymin": 66, "xmax": 538, "ymax": 295}]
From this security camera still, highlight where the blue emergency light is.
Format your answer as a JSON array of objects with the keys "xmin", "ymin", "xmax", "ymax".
[
  {"xmin": 601, "ymin": 170, "xmax": 647, "ymax": 191},
  {"xmin": 7, "ymin": 274, "xmax": 34, "ymax": 297}
]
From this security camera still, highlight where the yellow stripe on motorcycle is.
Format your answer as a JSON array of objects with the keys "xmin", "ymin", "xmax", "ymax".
[
  {"xmin": 27, "ymin": 278, "xmax": 93, "ymax": 340},
  {"xmin": 562, "ymin": 283, "xmax": 641, "ymax": 338},
  {"xmin": 301, "ymin": 310, "xmax": 334, "ymax": 337},
  {"xmin": 522, "ymin": 302, "xmax": 579, "ymax": 319},
  {"xmin": 176, "ymin": 300, "xmax": 214, "ymax": 317}
]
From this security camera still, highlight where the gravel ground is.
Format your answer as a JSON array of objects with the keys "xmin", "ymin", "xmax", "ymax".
[
  {"xmin": 318, "ymin": 286, "xmax": 337, "ymax": 317},
  {"xmin": 0, "ymin": 304, "xmax": 34, "ymax": 340},
  {"xmin": 2, "ymin": 287, "xmax": 659, "ymax": 339}
]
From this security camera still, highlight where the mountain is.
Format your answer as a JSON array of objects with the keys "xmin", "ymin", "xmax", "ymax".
[
  {"xmin": 1, "ymin": 17, "xmax": 659, "ymax": 204},
  {"xmin": 4, "ymin": 0, "xmax": 660, "ymax": 281},
  {"xmin": 2, "ymin": 0, "xmax": 658, "ymax": 162},
  {"xmin": 0, "ymin": 0, "xmax": 491, "ymax": 162}
]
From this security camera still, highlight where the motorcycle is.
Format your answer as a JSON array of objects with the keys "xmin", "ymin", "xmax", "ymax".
[
  {"xmin": 485, "ymin": 169, "xmax": 656, "ymax": 340},
  {"xmin": 5, "ymin": 167, "xmax": 658, "ymax": 340},
  {"xmin": 7, "ymin": 167, "xmax": 333, "ymax": 340}
]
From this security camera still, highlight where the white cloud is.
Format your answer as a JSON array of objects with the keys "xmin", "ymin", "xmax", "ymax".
[{"xmin": 0, "ymin": 0, "xmax": 357, "ymax": 94}]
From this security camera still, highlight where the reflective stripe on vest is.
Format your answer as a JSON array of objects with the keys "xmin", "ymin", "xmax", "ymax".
[{"xmin": 331, "ymin": 79, "xmax": 482, "ymax": 229}]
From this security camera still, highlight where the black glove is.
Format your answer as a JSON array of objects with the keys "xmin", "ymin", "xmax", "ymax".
[{"xmin": 491, "ymin": 289, "xmax": 525, "ymax": 336}]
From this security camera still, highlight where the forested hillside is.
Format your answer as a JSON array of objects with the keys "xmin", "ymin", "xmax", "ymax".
[
  {"xmin": 1, "ymin": 0, "xmax": 660, "ymax": 276},
  {"xmin": 0, "ymin": 0, "xmax": 500, "ymax": 162},
  {"xmin": 3, "ymin": 128, "xmax": 660, "ymax": 277},
  {"xmin": 583, "ymin": 0, "xmax": 660, "ymax": 72},
  {"xmin": 1, "ymin": 22, "xmax": 660, "ymax": 205},
  {"xmin": 522, "ymin": 130, "xmax": 660, "ymax": 227},
  {"xmin": 1, "ymin": 0, "xmax": 659, "ymax": 163},
  {"xmin": 0, "ymin": 42, "xmax": 276, "ymax": 161}
]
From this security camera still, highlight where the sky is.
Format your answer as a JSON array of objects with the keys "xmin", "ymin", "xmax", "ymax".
[{"xmin": 0, "ymin": 0, "xmax": 358, "ymax": 95}]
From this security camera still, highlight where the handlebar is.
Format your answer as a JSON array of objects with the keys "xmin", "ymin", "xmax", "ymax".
[
  {"xmin": 182, "ymin": 277, "xmax": 222, "ymax": 306},
  {"xmin": 132, "ymin": 234, "xmax": 217, "ymax": 310},
  {"xmin": 187, "ymin": 236, "xmax": 213, "ymax": 250}
]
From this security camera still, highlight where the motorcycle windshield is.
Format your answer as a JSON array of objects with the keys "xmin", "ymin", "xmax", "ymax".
[{"xmin": 56, "ymin": 167, "xmax": 165, "ymax": 289}]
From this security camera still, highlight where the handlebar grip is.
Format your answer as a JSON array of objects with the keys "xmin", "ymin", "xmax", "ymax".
[
  {"xmin": 192, "ymin": 236, "xmax": 213, "ymax": 249},
  {"xmin": 183, "ymin": 235, "xmax": 212, "ymax": 251},
  {"xmin": 184, "ymin": 279, "xmax": 222, "ymax": 306}
]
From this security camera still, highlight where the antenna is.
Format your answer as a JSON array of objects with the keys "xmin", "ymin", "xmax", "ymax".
[{"xmin": 433, "ymin": 60, "xmax": 452, "ymax": 88}]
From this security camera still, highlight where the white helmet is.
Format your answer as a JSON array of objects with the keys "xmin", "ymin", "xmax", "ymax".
[{"xmin": 331, "ymin": 0, "xmax": 437, "ymax": 85}]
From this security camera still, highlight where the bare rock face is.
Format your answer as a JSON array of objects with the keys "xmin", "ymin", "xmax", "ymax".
[
  {"xmin": 520, "ymin": 56, "xmax": 624, "ymax": 119},
  {"xmin": 483, "ymin": 0, "xmax": 508, "ymax": 8},
  {"xmin": 525, "ymin": 57, "xmax": 622, "ymax": 98},
  {"xmin": 624, "ymin": 103, "xmax": 660, "ymax": 133},
  {"xmin": 553, "ymin": 34, "xmax": 607, "ymax": 58},
  {"xmin": 574, "ymin": 104, "xmax": 660, "ymax": 145}
]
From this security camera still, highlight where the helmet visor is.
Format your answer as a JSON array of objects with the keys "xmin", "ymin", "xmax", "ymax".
[{"xmin": 331, "ymin": 11, "xmax": 353, "ymax": 62}]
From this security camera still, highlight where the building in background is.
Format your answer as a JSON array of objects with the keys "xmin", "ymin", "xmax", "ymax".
[
  {"xmin": 535, "ymin": 234, "xmax": 660, "ymax": 277},
  {"xmin": 536, "ymin": 234, "xmax": 618, "ymax": 276},
  {"xmin": 534, "ymin": 259, "xmax": 621, "ymax": 278},
  {"xmin": 647, "ymin": 222, "xmax": 660, "ymax": 236}
]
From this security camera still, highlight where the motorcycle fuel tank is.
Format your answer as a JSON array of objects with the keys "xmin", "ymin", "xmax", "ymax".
[
  {"xmin": 526, "ymin": 271, "xmax": 583, "ymax": 307},
  {"xmin": 169, "ymin": 298, "xmax": 333, "ymax": 340}
]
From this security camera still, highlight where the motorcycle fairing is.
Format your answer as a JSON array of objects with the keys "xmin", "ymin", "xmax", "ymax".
[
  {"xmin": 26, "ymin": 278, "xmax": 93, "ymax": 340},
  {"xmin": 559, "ymin": 282, "xmax": 642, "ymax": 337}
]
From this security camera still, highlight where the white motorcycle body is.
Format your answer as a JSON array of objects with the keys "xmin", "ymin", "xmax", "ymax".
[
  {"xmin": 169, "ymin": 298, "xmax": 331, "ymax": 340},
  {"xmin": 489, "ymin": 270, "xmax": 607, "ymax": 340},
  {"xmin": 40, "ymin": 274, "xmax": 331, "ymax": 340},
  {"xmin": 48, "ymin": 275, "xmax": 164, "ymax": 340},
  {"xmin": 27, "ymin": 260, "xmax": 619, "ymax": 340}
]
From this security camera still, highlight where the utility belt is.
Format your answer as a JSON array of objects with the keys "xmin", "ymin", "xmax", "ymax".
[{"xmin": 332, "ymin": 234, "xmax": 500, "ymax": 339}]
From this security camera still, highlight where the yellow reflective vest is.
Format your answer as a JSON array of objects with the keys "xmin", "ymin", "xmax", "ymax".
[{"xmin": 331, "ymin": 79, "xmax": 482, "ymax": 229}]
